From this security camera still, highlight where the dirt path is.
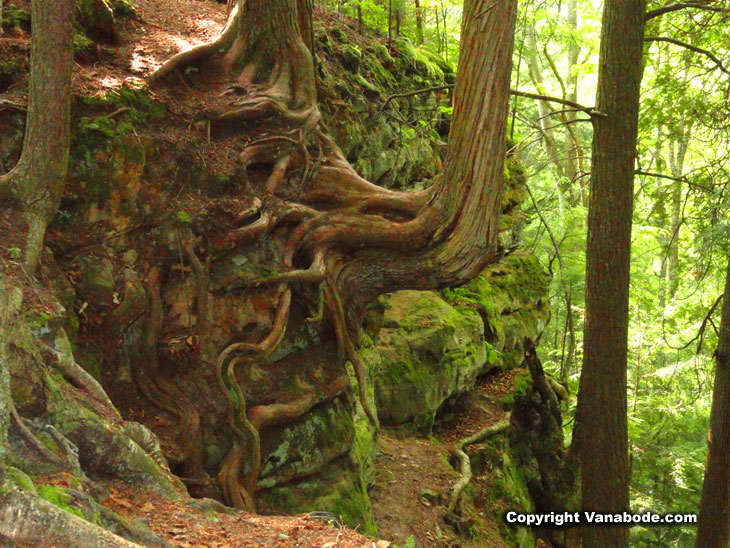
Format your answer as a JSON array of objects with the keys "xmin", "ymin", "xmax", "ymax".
[
  {"xmin": 104, "ymin": 481, "xmax": 381, "ymax": 548},
  {"xmin": 371, "ymin": 371, "xmax": 524, "ymax": 548}
]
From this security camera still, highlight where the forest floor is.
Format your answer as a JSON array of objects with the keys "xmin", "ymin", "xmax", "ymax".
[
  {"xmin": 371, "ymin": 371, "xmax": 526, "ymax": 548},
  {"xmin": 1, "ymin": 1, "xmax": 534, "ymax": 547}
]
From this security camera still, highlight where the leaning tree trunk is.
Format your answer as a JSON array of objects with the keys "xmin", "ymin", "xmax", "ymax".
[
  {"xmin": 147, "ymin": 0, "xmax": 516, "ymax": 512},
  {"xmin": 0, "ymin": 0, "xmax": 73, "ymax": 274},
  {"xmin": 574, "ymin": 0, "xmax": 646, "ymax": 547},
  {"xmin": 695, "ymin": 258, "xmax": 730, "ymax": 548}
]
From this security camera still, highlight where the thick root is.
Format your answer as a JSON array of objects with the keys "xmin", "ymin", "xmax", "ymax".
[
  {"xmin": 0, "ymin": 478, "xmax": 142, "ymax": 548},
  {"xmin": 147, "ymin": 4, "xmax": 243, "ymax": 84},
  {"xmin": 446, "ymin": 419, "xmax": 510, "ymax": 516}
]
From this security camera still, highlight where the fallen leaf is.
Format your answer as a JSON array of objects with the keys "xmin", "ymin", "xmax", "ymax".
[{"xmin": 109, "ymin": 495, "xmax": 132, "ymax": 508}]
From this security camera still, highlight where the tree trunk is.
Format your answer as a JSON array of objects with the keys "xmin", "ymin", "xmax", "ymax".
[
  {"xmin": 388, "ymin": 0, "xmax": 392, "ymax": 47},
  {"xmin": 297, "ymin": 0, "xmax": 315, "ymax": 56},
  {"xmin": 0, "ymin": 0, "xmax": 73, "ymax": 274},
  {"xmin": 525, "ymin": 30, "xmax": 565, "ymax": 183},
  {"xmin": 666, "ymin": 125, "xmax": 690, "ymax": 300},
  {"xmin": 695, "ymin": 258, "xmax": 730, "ymax": 547},
  {"xmin": 414, "ymin": 0, "xmax": 424, "ymax": 44},
  {"xmin": 147, "ymin": 0, "xmax": 516, "ymax": 512},
  {"xmin": 574, "ymin": 0, "xmax": 646, "ymax": 546}
]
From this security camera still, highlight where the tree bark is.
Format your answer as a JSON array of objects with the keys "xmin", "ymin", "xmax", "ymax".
[
  {"xmin": 148, "ymin": 0, "xmax": 516, "ymax": 512},
  {"xmin": 666, "ymin": 124, "xmax": 690, "ymax": 299},
  {"xmin": 0, "ymin": 0, "xmax": 73, "ymax": 274},
  {"xmin": 695, "ymin": 258, "xmax": 730, "ymax": 547},
  {"xmin": 414, "ymin": 0, "xmax": 424, "ymax": 44},
  {"xmin": 574, "ymin": 0, "xmax": 646, "ymax": 546}
]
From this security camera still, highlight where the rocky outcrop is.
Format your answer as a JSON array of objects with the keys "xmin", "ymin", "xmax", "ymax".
[
  {"xmin": 0, "ymin": 9, "xmax": 551, "ymax": 540},
  {"xmin": 367, "ymin": 291, "xmax": 492, "ymax": 433}
]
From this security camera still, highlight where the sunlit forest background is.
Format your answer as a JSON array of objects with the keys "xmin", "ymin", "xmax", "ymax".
[{"xmin": 320, "ymin": 1, "xmax": 728, "ymax": 546}]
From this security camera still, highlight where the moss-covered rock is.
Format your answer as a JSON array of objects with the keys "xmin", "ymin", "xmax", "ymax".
[
  {"xmin": 75, "ymin": 0, "xmax": 119, "ymax": 44},
  {"xmin": 443, "ymin": 251, "xmax": 551, "ymax": 370},
  {"xmin": 341, "ymin": 44, "xmax": 363, "ymax": 72},
  {"xmin": 370, "ymin": 291, "xmax": 492, "ymax": 433}
]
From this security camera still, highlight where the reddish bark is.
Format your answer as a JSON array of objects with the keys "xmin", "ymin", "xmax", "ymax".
[
  {"xmin": 574, "ymin": 0, "xmax": 646, "ymax": 546},
  {"xmin": 695, "ymin": 258, "xmax": 730, "ymax": 547}
]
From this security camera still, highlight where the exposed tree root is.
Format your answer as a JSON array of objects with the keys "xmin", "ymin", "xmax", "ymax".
[
  {"xmin": 9, "ymin": 399, "xmax": 62, "ymax": 465},
  {"xmin": 0, "ymin": 477, "xmax": 142, "ymax": 548},
  {"xmin": 147, "ymin": 4, "xmax": 243, "ymax": 85},
  {"xmin": 181, "ymin": 237, "xmax": 209, "ymax": 350},
  {"xmin": 247, "ymin": 375, "xmax": 349, "ymax": 432},
  {"xmin": 140, "ymin": 0, "xmax": 515, "ymax": 515},
  {"xmin": 446, "ymin": 419, "xmax": 511, "ymax": 517},
  {"xmin": 42, "ymin": 339, "xmax": 117, "ymax": 412}
]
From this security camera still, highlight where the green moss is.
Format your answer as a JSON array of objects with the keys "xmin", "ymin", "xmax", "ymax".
[
  {"xmin": 329, "ymin": 27, "xmax": 348, "ymax": 43},
  {"xmin": 500, "ymin": 370, "xmax": 533, "ymax": 407},
  {"xmin": 37, "ymin": 485, "xmax": 86, "ymax": 520},
  {"xmin": 394, "ymin": 37, "xmax": 444, "ymax": 80},
  {"xmin": 341, "ymin": 44, "xmax": 362, "ymax": 72},
  {"xmin": 7, "ymin": 466, "xmax": 37, "ymax": 494},
  {"xmin": 1, "ymin": 4, "xmax": 31, "ymax": 32},
  {"xmin": 110, "ymin": 0, "xmax": 136, "ymax": 17},
  {"xmin": 370, "ymin": 43, "xmax": 395, "ymax": 66}
]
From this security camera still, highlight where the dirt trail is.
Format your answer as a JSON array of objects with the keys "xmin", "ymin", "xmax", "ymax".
[{"xmin": 372, "ymin": 371, "xmax": 524, "ymax": 548}]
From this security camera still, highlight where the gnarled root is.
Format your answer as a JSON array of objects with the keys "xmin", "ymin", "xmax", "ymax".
[
  {"xmin": 446, "ymin": 419, "xmax": 510, "ymax": 518},
  {"xmin": 147, "ymin": 4, "xmax": 243, "ymax": 84}
]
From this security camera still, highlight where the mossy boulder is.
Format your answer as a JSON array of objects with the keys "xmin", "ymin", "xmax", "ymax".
[
  {"xmin": 341, "ymin": 44, "xmax": 363, "ymax": 72},
  {"xmin": 443, "ymin": 251, "xmax": 551, "ymax": 370},
  {"xmin": 369, "ymin": 291, "xmax": 491, "ymax": 433},
  {"xmin": 256, "ymin": 389, "xmax": 377, "ymax": 532}
]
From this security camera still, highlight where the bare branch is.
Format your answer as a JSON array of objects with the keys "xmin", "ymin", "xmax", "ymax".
[
  {"xmin": 381, "ymin": 85, "xmax": 598, "ymax": 115},
  {"xmin": 645, "ymin": 36, "xmax": 730, "ymax": 77},
  {"xmin": 646, "ymin": 2, "xmax": 730, "ymax": 21}
]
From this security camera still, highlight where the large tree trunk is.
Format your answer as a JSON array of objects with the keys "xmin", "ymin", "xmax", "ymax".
[
  {"xmin": 0, "ymin": 0, "xmax": 74, "ymax": 274},
  {"xmin": 695, "ymin": 258, "xmax": 730, "ymax": 547},
  {"xmin": 574, "ymin": 0, "xmax": 646, "ymax": 546},
  {"xmin": 146, "ymin": 0, "xmax": 516, "ymax": 512}
]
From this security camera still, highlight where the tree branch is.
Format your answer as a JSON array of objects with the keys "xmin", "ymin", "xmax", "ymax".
[
  {"xmin": 635, "ymin": 170, "xmax": 686, "ymax": 182},
  {"xmin": 381, "ymin": 85, "xmax": 598, "ymax": 115},
  {"xmin": 645, "ymin": 36, "xmax": 730, "ymax": 77},
  {"xmin": 646, "ymin": 2, "xmax": 730, "ymax": 21}
]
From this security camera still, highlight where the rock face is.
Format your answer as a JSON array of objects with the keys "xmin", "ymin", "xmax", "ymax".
[
  {"xmin": 369, "ymin": 252, "xmax": 550, "ymax": 434},
  {"xmin": 369, "ymin": 291, "xmax": 491, "ymax": 433},
  {"xmin": 445, "ymin": 251, "xmax": 552, "ymax": 371},
  {"xmin": 0, "ymin": 8, "xmax": 551, "ymax": 541}
]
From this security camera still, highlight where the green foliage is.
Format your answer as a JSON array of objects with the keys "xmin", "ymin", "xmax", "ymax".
[
  {"xmin": 176, "ymin": 211, "xmax": 192, "ymax": 224},
  {"xmin": 1, "ymin": 3, "xmax": 31, "ymax": 32},
  {"xmin": 392, "ymin": 536, "xmax": 416, "ymax": 548}
]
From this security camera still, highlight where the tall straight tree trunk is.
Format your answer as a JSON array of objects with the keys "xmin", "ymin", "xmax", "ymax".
[
  {"xmin": 563, "ymin": 0, "xmax": 583, "ymax": 198},
  {"xmin": 695, "ymin": 258, "xmax": 730, "ymax": 547},
  {"xmin": 297, "ymin": 0, "xmax": 315, "ymax": 56},
  {"xmin": 388, "ymin": 0, "xmax": 393, "ymax": 47},
  {"xmin": 666, "ymin": 125, "xmax": 690, "ymax": 300},
  {"xmin": 574, "ymin": 0, "xmax": 646, "ymax": 546},
  {"xmin": 0, "ymin": 0, "xmax": 73, "ymax": 274}
]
